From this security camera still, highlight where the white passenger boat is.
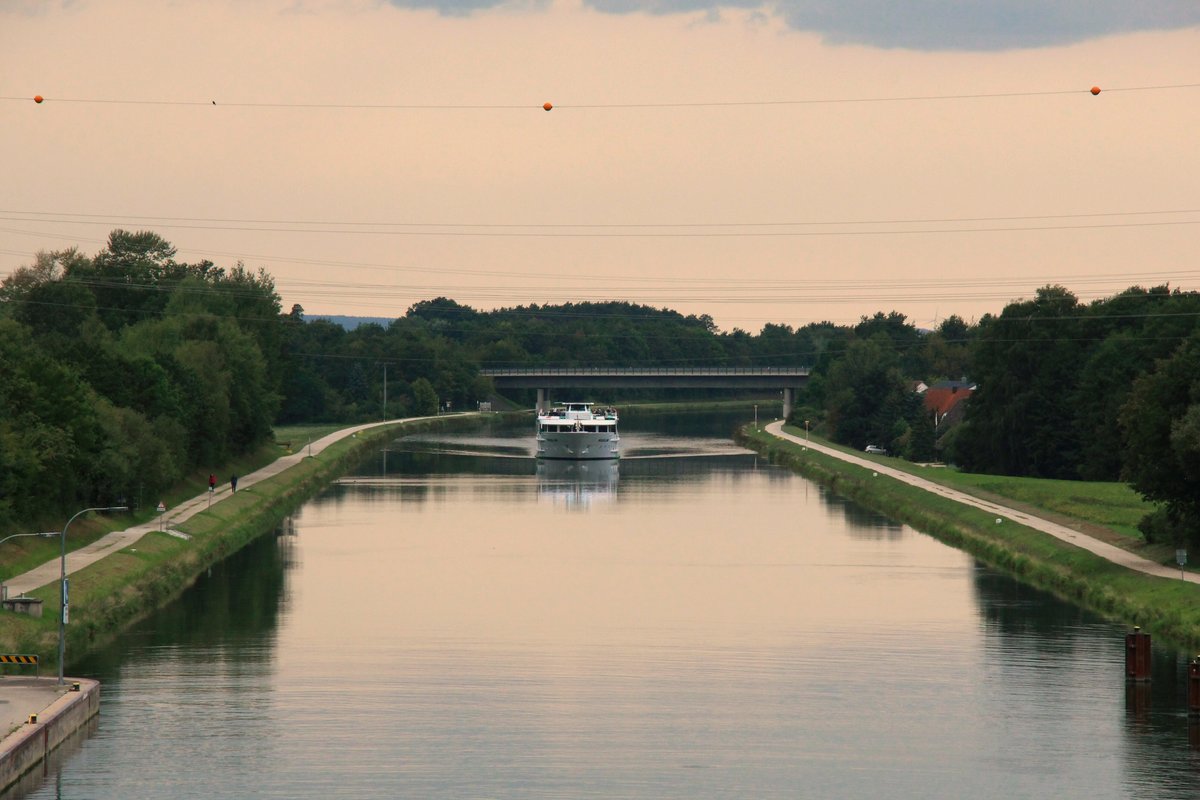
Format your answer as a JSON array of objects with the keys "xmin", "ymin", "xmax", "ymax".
[{"xmin": 536, "ymin": 402, "xmax": 620, "ymax": 460}]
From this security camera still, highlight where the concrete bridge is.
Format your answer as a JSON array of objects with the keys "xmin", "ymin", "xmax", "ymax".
[{"xmin": 479, "ymin": 367, "xmax": 810, "ymax": 418}]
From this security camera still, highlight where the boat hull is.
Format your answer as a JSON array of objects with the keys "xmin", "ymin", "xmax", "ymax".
[{"xmin": 536, "ymin": 431, "xmax": 620, "ymax": 460}]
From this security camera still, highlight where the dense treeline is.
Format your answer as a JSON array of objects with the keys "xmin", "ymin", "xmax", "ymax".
[
  {"xmin": 953, "ymin": 285, "xmax": 1200, "ymax": 545},
  {"xmin": 3, "ymin": 230, "xmax": 1200, "ymax": 545},
  {"xmin": 1, "ymin": 232, "xmax": 282, "ymax": 527},
  {"xmin": 280, "ymin": 297, "xmax": 867, "ymax": 422}
]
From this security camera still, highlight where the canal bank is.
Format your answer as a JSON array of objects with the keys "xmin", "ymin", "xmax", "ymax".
[
  {"xmin": 740, "ymin": 421, "xmax": 1200, "ymax": 649},
  {"xmin": 0, "ymin": 678, "xmax": 99, "ymax": 795},
  {"xmin": 0, "ymin": 413, "xmax": 499, "ymax": 793},
  {"xmin": 1, "ymin": 414, "xmax": 497, "ymax": 663}
]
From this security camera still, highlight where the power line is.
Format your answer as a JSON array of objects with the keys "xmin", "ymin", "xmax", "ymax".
[
  {"xmin": 5, "ymin": 83, "xmax": 1198, "ymax": 110},
  {"xmin": 1, "ymin": 213, "xmax": 1197, "ymax": 238},
  {"xmin": 5, "ymin": 221, "xmax": 1197, "ymax": 292},
  {"xmin": 3, "ymin": 207, "xmax": 1197, "ymax": 230}
]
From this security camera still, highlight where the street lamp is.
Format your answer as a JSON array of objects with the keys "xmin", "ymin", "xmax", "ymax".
[
  {"xmin": 58, "ymin": 506, "xmax": 126, "ymax": 685},
  {"xmin": 0, "ymin": 531, "xmax": 57, "ymax": 547}
]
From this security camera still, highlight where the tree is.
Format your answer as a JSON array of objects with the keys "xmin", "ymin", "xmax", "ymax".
[
  {"xmin": 0, "ymin": 319, "xmax": 104, "ymax": 521},
  {"xmin": 67, "ymin": 230, "xmax": 185, "ymax": 330},
  {"xmin": 411, "ymin": 377, "xmax": 439, "ymax": 416},
  {"xmin": 907, "ymin": 402, "xmax": 937, "ymax": 463},
  {"xmin": 824, "ymin": 335, "xmax": 909, "ymax": 451},
  {"xmin": 956, "ymin": 286, "xmax": 1083, "ymax": 478},
  {"xmin": 1121, "ymin": 331, "xmax": 1200, "ymax": 546}
]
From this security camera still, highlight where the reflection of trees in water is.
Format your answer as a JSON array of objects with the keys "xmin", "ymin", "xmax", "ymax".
[
  {"xmin": 1119, "ymin": 651, "xmax": 1200, "ymax": 792},
  {"xmin": 974, "ymin": 566, "xmax": 1200, "ymax": 791},
  {"xmin": 972, "ymin": 564, "xmax": 1200, "ymax": 790},
  {"xmin": 619, "ymin": 454, "xmax": 758, "ymax": 479},
  {"xmin": 380, "ymin": 447, "xmax": 534, "ymax": 477},
  {"xmin": 972, "ymin": 566, "xmax": 1101, "ymax": 645},
  {"xmin": 816, "ymin": 486, "xmax": 905, "ymax": 539},
  {"xmin": 79, "ymin": 521, "xmax": 292, "ymax": 677},
  {"xmin": 619, "ymin": 409, "xmax": 753, "ymax": 437}
]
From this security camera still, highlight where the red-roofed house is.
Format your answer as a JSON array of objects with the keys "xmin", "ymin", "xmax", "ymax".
[{"xmin": 923, "ymin": 380, "xmax": 975, "ymax": 430}]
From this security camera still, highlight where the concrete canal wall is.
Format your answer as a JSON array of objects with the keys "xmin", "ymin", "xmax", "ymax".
[{"xmin": 0, "ymin": 679, "xmax": 100, "ymax": 794}]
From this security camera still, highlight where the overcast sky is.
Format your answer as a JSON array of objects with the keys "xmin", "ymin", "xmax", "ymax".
[{"xmin": 2, "ymin": 0, "xmax": 1198, "ymax": 331}]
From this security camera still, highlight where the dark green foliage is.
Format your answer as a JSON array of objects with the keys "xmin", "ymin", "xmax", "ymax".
[
  {"xmin": 959, "ymin": 284, "xmax": 1200, "ymax": 487},
  {"xmin": 6, "ymin": 228, "xmax": 1200, "ymax": 550},
  {"xmin": 1121, "ymin": 330, "xmax": 1200, "ymax": 546},
  {"xmin": 0, "ymin": 320, "xmax": 103, "ymax": 526},
  {"xmin": 957, "ymin": 286, "xmax": 1084, "ymax": 478},
  {"xmin": 907, "ymin": 400, "xmax": 937, "ymax": 463},
  {"xmin": 824, "ymin": 335, "xmax": 910, "ymax": 451},
  {"xmin": 411, "ymin": 378, "xmax": 439, "ymax": 416},
  {"xmin": 0, "ymin": 234, "xmax": 284, "ymax": 527}
]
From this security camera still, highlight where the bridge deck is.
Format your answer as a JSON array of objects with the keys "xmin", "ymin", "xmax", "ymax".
[{"xmin": 480, "ymin": 367, "xmax": 809, "ymax": 390}]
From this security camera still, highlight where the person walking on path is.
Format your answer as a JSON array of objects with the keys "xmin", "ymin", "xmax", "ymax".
[
  {"xmin": 208, "ymin": 473, "xmax": 217, "ymax": 493},
  {"xmin": 230, "ymin": 473, "xmax": 238, "ymax": 493}
]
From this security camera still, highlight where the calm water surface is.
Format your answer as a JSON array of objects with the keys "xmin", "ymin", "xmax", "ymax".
[{"xmin": 12, "ymin": 413, "xmax": 1200, "ymax": 798}]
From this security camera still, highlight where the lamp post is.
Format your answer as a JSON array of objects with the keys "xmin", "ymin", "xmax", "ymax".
[
  {"xmin": 58, "ymin": 506, "xmax": 126, "ymax": 685},
  {"xmin": 0, "ymin": 531, "xmax": 57, "ymax": 547}
]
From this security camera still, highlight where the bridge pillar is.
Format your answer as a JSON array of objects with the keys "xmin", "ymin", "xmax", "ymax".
[
  {"xmin": 536, "ymin": 388, "xmax": 548, "ymax": 415},
  {"xmin": 782, "ymin": 388, "xmax": 794, "ymax": 421}
]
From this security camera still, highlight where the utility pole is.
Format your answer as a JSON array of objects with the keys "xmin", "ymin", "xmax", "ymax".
[{"xmin": 383, "ymin": 364, "xmax": 388, "ymax": 421}]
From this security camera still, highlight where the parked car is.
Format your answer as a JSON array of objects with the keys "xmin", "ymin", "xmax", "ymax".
[{"xmin": 864, "ymin": 445, "xmax": 887, "ymax": 455}]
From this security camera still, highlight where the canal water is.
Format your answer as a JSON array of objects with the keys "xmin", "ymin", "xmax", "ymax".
[{"xmin": 10, "ymin": 412, "xmax": 1200, "ymax": 798}]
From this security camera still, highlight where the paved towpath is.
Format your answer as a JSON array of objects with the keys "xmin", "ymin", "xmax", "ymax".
[
  {"xmin": 4, "ymin": 416, "xmax": 440, "ymax": 597},
  {"xmin": 765, "ymin": 420, "xmax": 1199, "ymax": 585}
]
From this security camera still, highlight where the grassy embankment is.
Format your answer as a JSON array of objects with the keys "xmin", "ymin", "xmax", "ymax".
[
  {"xmin": 0, "ymin": 414, "xmax": 490, "ymax": 668},
  {"xmin": 0, "ymin": 441, "xmax": 296, "ymax": 586},
  {"xmin": 739, "ymin": 423, "xmax": 1200, "ymax": 650}
]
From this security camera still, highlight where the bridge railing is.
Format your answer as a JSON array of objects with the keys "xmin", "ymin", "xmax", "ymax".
[{"xmin": 479, "ymin": 367, "xmax": 810, "ymax": 376}]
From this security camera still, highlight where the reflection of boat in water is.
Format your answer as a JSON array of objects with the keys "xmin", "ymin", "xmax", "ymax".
[
  {"xmin": 536, "ymin": 402, "xmax": 619, "ymax": 460},
  {"xmin": 536, "ymin": 459, "xmax": 619, "ymax": 510}
]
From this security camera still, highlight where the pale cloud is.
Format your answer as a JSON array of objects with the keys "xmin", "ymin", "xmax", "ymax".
[
  {"xmin": 383, "ymin": 0, "xmax": 1200, "ymax": 50},
  {"xmin": 774, "ymin": 1, "xmax": 1200, "ymax": 50}
]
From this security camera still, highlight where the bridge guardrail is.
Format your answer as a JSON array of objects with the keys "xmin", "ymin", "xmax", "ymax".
[{"xmin": 479, "ymin": 367, "xmax": 810, "ymax": 376}]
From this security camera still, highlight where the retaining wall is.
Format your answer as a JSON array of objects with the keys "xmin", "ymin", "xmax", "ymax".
[{"xmin": 0, "ymin": 679, "xmax": 100, "ymax": 794}]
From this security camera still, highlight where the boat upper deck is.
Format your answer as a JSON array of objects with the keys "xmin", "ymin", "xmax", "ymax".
[{"xmin": 538, "ymin": 403, "xmax": 618, "ymax": 422}]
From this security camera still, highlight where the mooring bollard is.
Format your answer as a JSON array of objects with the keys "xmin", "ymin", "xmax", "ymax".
[{"xmin": 1125, "ymin": 626, "xmax": 1152, "ymax": 682}]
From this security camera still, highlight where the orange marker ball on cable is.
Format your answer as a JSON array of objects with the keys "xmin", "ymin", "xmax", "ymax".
[
  {"xmin": 543, "ymin": 102, "xmax": 553, "ymax": 111},
  {"xmin": 34, "ymin": 95, "xmax": 44, "ymax": 103},
  {"xmin": 1090, "ymin": 86, "xmax": 1101, "ymax": 95}
]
